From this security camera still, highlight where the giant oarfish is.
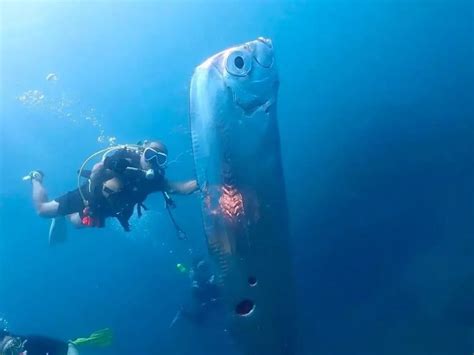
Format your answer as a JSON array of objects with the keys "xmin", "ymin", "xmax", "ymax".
[{"xmin": 190, "ymin": 38, "xmax": 297, "ymax": 355}]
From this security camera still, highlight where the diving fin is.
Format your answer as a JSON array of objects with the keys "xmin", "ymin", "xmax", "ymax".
[
  {"xmin": 70, "ymin": 328, "xmax": 113, "ymax": 348},
  {"xmin": 48, "ymin": 216, "xmax": 68, "ymax": 245}
]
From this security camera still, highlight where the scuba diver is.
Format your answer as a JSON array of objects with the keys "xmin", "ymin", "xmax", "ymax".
[
  {"xmin": 24, "ymin": 140, "xmax": 198, "ymax": 243},
  {"xmin": 0, "ymin": 328, "xmax": 112, "ymax": 355},
  {"xmin": 170, "ymin": 257, "xmax": 221, "ymax": 328}
]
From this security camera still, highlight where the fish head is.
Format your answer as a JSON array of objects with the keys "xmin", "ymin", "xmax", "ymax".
[
  {"xmin": 211, "ymin": 37, "xmax": 278, "ymax": 115},
  {"xmin": 190, "ymin": 38, "xmax": 280, "ymax": 187}
]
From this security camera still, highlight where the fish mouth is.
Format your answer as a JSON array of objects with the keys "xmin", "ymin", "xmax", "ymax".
[
  {"xmin": 231, "ymin": 78, "xmax": 279, "ymax": 116},
  {"xmin": 231, "ymin": 89, "xmax": 270, "ymax": 115},
  {"xmin": 233, "ymin": 39, "xmax": 276, "ymax": 114}
]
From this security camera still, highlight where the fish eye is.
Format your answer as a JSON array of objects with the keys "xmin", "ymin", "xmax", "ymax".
[
  {"xmin": 226, "ymin": 50, "xmax": 251, "ymax": 77},
  {"xmin": 234, "ymin": 56, "xmax": 244, "ymax": 69}
]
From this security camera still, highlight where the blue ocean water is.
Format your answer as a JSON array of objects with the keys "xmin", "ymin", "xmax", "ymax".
[{"xmin": 1, "ymin": 1, "xmax": 473, "ymax": 354}]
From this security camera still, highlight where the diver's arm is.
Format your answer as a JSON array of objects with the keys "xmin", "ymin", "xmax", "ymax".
[{"xmin": 165, "ymin": 180, "xmax": 199, "ymax": 195}]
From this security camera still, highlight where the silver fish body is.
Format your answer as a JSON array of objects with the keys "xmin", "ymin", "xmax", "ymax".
[{"xmin": 190, "ymin": 38, "xmax": 296, "ymax": 355}]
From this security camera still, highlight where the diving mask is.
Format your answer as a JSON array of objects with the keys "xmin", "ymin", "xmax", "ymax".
[{"xmin": 143, "ymin": 147, "xmax": 167, "ymax": 167}]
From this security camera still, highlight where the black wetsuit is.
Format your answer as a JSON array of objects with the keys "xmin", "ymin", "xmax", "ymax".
[
  {"xmin": 54, "ymin": 183, "xmax": 91, "ymax": 217},
  {"xmin": 182, "ymin": 266, "xmax": 221, "ymax": 325},
  {"xmin": 53, "ymin": 183, "xmax": 115, "ymax": 228},
  {"xmin": 53, "ymin": 148, "xmax": 166, "ymax": 230},
  {"xmin": 104, "ymin": 148, "xmax": 166, "ymax": 203},
  {"xmin": 102, "ymin": 148, "xmax": 167, "ymax": 230}
]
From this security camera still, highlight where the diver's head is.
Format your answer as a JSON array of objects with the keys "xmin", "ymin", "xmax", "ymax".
[
  {"xmin": 102, "ymin": 177, "xmax": 123, "ymax": 199},
  {"xmin": 140, "ymin": 141, "xmax": 168, "ymax": 171},
  {"xmin": 192, "ymin": 256, "xmax": 204, "ymax": 268},
  {"xmin": 192, "ymin": 257, "xmax": 210, "ymax": 278}
]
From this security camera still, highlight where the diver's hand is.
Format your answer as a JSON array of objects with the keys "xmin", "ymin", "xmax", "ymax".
[{"xmin": 166, "ymin": 180, "xmax": 199, "ymax": 195}]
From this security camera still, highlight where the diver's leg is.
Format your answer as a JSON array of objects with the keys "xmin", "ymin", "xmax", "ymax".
[
  {"xmin": 32, "ymin": 179, "xmax": 60, "ymax": 217},
  {"xmin": 67, "ymin": 213, "xmax": 84, "ymax": 228},
  {"xmin": 49, "ymin": 211, "xmax": 85, "ymax": 245}
]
